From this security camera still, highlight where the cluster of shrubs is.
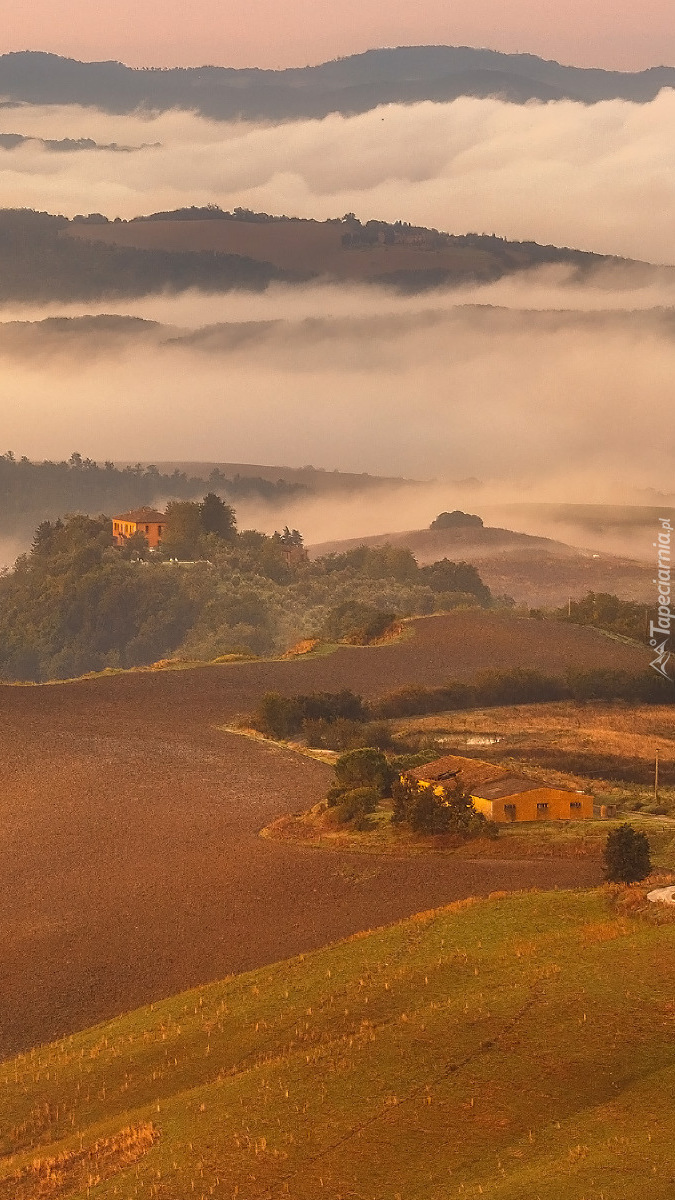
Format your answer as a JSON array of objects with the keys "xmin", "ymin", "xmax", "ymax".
[
  {"xmin": 374, "ymin": 667, "xmax": 674, "ymax": 718},
  {"xmin": 392, "ymin": 775, "xmax": 496, "ymax": 838},
  {"xmin": 254, "ymin": 667, "xmax": 673, "ymax": 747},
  {"xmin": 625, "ymin": 797, "xmax": 675, "ymax": 817},
  {"xmin": 253, "ymin": 690, "xmax": 370, "ymax": 740},
  {"xmin": 303, "ymin": 717, "xmax": 393, "ymax": 752},
  {"xmin": 554, "ymin": 592, "xmax": 648, "ymax": 644},
  {"xmin": 321, "ymin": 601, "xmax": 396, "ymax": 646},
  {"xmin": 324, "ymin": 748, "xmax": 439, "ymax": 828}
]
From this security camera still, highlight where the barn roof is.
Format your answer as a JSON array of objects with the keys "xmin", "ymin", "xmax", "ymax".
[
  {"xmin": 113, "ymin": 507, "xmax": 166, "ymax": 523},
  {"xmin": 406, "ymin": 753, "xmax": 577, "ymax": 802},
  {"xmin": 407, "ymin": 754, "xmax": 507, "ymax": 789}
]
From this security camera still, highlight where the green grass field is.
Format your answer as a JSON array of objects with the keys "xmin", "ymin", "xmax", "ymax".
[{"xmin": 2, "ymin": 887, "xmax": 675, "ymax": 1198}]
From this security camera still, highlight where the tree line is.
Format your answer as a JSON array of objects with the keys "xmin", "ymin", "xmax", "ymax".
[{"xmin": 0, "ymin": 450, "xmax": 303, "ymax": 542}]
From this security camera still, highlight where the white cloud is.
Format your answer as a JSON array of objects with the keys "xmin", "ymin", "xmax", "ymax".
[{"xmin": 2, "ymin": 92, "xmax": 675, "ymax": 262}]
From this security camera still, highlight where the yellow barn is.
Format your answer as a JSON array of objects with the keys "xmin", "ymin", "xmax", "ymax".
[{"xmin": 406, "ymin": 753, "xmax": 593, "ymax": 824}]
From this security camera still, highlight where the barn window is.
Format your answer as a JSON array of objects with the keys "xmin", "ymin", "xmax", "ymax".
[{"xmin": 504, "ymin": 804, "xmax": 516, "ymax": 821}]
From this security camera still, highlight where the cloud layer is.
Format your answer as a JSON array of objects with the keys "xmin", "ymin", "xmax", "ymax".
[
  {"xmin": 2, "ymin": 93, "xmax": 675, "ymax": 262},
  {"xmin": 0, "ymin": 283, "xmax": 673, "ymax": 505},
  {"xmin": 1, "ymin": 93, "xmax": 674, "ymax": 538}
]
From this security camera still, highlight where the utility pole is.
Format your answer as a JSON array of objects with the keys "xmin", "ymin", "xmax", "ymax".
[{"xmin": 655, "ymin": 748, "xmax": 660, "ymax": 806}]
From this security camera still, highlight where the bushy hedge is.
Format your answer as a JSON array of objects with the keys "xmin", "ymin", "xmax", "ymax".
[
  {"xmin": 253, "ymin": 666, "xmax": 674, "ymax": 745},
  {"xmin": 322, "ymin": 602, "xmax": 396, "ymax": 645},
  {"xmin": 303, "ymin": 717, "xmax": 392, "ymax": 752},
  {"xmin": 327, "ymin": 748, "xmax": 393, "ymax": 825},
  {"xmin": 334, "ymin": 786, "xmax": 379, "ymax": 827},
  {"xmin": 375, "ymin": 668, "xmax": 673, "ymax": 718},
  {"xmin": 253, "ymin": 689, "xmax": 368, "ymax": 739}
]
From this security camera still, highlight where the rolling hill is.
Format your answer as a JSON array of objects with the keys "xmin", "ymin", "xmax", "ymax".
[
  {"xmin": 0, "ymin": 609, "xmax": 640, "ymax": 1055},
  {"xmin": 5, "ymin": 206, "xmax": 653, "ymax": 301},
  {"xmin": 1, "ymin": 888, "xmax": 674, "ymax": 1198},
  {"xmin": 2, "ymin": 47, "xmax": 675, "ymax": 121},
  {"xmin": 62, "ymin": 214, "xmax": 621, "ymax": 287},
  {"xmin": 309, "ymin": 523, "xmax": 657, "ymax": 607}
]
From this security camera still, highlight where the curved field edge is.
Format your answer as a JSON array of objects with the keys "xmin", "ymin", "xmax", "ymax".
[
  {"xmin": 2, "ymin": 887, "xmax": 675, "ymax": 1199},
  {"xmin": 261, "ymin": 797, "xmax": 675, "ymax": 867},
  {"xmin": 0, "ymin": 610, "xmax": 648, "ymax": 692}
]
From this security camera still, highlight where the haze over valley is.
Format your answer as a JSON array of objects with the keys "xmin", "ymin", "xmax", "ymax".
[{"xmin": 1, "ymin": 27, "xmax": 675, "ymax": 1200}]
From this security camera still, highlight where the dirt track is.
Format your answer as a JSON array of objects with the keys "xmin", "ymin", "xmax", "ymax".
[{"xmin": 0, "ymin": 613, "xmax": 628, "ymax": 1057}]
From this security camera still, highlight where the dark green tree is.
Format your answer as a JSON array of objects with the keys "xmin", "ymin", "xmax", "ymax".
[
  {"xmin": 603, "ymin": 823, "xmax": 652, "ymax": 883},
  {"xmin": 162, "ymin": 500, "xmax": 203, "ymax": 559},
  {"xmin": 254, "ymin": 692, "xmax": 303, "ymax": 739},
  {"xmin": 418, "ymin": 558, "xmax": 492, "ymax": 604},
  {"xmin": 199, "ymin": 493, "xmax": 237, "ymax": 540},
  {"xmin": 392, "ymin": 775, "xmax": 488, "ymax": 837},
  {"xmin": 334, "ymin": 747, "xmax": 391, "ymax": 795}
]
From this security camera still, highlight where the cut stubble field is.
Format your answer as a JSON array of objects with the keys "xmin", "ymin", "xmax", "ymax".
[{"xmin": 0, "ymin": 612, "xmax": 643, "ymax": 1056}]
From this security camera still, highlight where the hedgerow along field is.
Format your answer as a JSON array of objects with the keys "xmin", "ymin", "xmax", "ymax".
[
  {"xmin": 0, "ymin": 611, "xmax": 625, "ymax": 1057},
  {"xmin": 2, "ymin": 888, "xmax": 675, "ymax": 1200}
]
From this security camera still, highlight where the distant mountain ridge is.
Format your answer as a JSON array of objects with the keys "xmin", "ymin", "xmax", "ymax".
[{"xmin": 1, "ymin": 46, "xmax": 674, "ymax": 120}]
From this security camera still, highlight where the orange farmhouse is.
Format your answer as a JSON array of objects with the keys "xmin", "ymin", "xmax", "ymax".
[
  {"xmin": 112, "ymin": 507, "xmax": 166, "ymax": 550},
  {"xmin": 406, "ymin": 753, "xmax": 594, "ymax": 823}
]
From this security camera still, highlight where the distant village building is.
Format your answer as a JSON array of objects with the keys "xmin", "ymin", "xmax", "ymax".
[
  {"xmin": 405, "ymin": 754, "xmax": 593, "ymax": 824},
  {"xmin": 279, "ymin": 543, "xmax": 309, "ymax": 568},
  {"xmin": 112, "ymin": 507, "xmax": 165, "ymax": 550}
]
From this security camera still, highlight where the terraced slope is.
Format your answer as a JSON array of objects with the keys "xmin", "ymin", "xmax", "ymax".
[{"xmin": 1, "ymin": 889, "xmax": 674, "ymax": 1199}]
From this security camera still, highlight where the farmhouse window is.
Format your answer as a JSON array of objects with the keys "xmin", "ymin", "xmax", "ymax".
[
  {"xmin": 504, "ymin": 804, "xmax": 516, "ymax": 821},
  {"xmin": 570, "ymin": 801, "xmax": 582, "ymax": 811}
]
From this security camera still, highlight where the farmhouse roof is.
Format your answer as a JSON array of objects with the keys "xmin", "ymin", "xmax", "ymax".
[
  {"xmin": 408, "ymin": 754, "xmax": 507, "ymax": 789},
  {"xmin": 113, "ymin": 507, "xmax": 166, "ymax": 523},
  {"xmin": 474, "ymin": 775, "xmax": 543, "ymax": 800},
  {"xmin": 407, "ymin": 753, "xmax": 571, "ymax": 801}
]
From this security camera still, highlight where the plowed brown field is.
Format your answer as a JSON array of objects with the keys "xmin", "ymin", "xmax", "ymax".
[
  {"xmin": 1, "ymin": 612, "xmax": 636, "ymax": 1057},
  {"xmin": 64, "ymin": 219, "xmax": 497, "ymax": 281}
]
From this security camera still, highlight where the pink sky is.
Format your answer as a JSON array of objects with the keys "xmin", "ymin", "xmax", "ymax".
[{"xmin": 4, "ymin": 0, "xmax": 675, "ymax": 71}]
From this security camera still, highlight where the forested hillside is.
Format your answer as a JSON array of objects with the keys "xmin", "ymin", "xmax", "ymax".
[
  {"xmin": 2, "ymin": 47, "xmax": 675, "ymax": 120},
  {"xmin": 0, "ymin": 502, "xmax": 493, "ymax": 680}
]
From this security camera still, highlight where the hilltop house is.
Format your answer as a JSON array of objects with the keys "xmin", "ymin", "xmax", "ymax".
[
  {"xmin": 112, "ymin": 507, "xmax": 165, "ymax": 550},
  {"xmin": 405, "ymin": 754, "xmax": 593, "ymax": 823}
]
